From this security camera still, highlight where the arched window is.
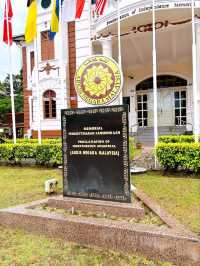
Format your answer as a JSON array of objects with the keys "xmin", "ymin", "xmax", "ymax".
[
  {"xmin": 43, "ymin": 90, "xmax": 56, "ymax": 119},
  {"xmin": 136, "ymin": 75, "xmax": 187, "ymax": 91}
]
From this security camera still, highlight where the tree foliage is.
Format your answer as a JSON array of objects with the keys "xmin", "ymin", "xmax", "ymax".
[{"xmin": 0, "ymin": 70, "xmax": 23, "ymax": 123}]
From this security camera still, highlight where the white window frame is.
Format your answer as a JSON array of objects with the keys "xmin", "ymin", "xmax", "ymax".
[
  {"xmin": 174, "ymin": 89, "xmax": 187, "ymax": 126},
  {"xmin": 137, "ymin": 92, "xmax": 148, "ymax": 127}
]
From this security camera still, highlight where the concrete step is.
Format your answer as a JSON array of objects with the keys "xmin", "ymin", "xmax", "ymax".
[{"xmin": 133, "ymin": 126, "xmax": 186, "ymax": 144}]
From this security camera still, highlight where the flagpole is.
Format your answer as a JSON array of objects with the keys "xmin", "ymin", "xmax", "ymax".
[
  {"xmin": 117, "ymin": 0, "xmax": 122, "ymax": 104},
  {"xmin": 89, "ymin": 0, "xmax": 92, "ymax": 54},
  {"xmin": 5, "ymin": 0, "xmax": 16, "ymax": 144},
  {"xmin": 152, "ymin": 0, "xmax": 158, "ymax": 164},
  {"xmin": 34, "ymin": 36, "xmax": 42, "ymax": 144},
  {"xmin": 192, "ymin": 0, "xmax": 199, "ymax": 142},
  {"xmin": 59, "ymin": 0, "xmax": 66, "ymax": 109}
]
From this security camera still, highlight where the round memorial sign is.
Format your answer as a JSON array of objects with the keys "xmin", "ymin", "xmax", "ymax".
[{"xmin": 74, "ymin": 55, "xmax": 123, "ymax": 105}]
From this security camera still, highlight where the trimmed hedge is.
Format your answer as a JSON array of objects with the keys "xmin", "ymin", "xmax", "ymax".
[
  {"xmin": 156, "ymin": 142, "xmax": 200, "ymax": 172},
  {"xmin": 158, "ymin": 135, "xmax": 198, "ymax": 143},
  {"xmin": 0, "ymin": 138, "xmax": 135, "ymax": 166},
  {"xmin": 3, "ymin": 138, "xmax": 61, "ymax": 144},
  {"xmin": 0, "ymin": 143, "xmax": 62, "ymax": 166}
]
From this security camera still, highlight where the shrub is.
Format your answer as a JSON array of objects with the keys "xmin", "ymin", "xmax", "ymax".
[
  {"xmin": 156, "ymin": 142, "xmax": 200, "ymax": 172},
  {"xmin": 0, "ymin": 144, "xmax": 14, "ymax": 161},
  {"xmin": 0, "ymin": 143, "xmax": 62, "ymax": 166},
  {"xmin": 158, "ymin": 135, "xmax": 198, "ymax": 143},
  {"xmin": 3, "ymin": 138, "xmax": 61, "ymax": 144},
  {"xmin": 36, "ymin": 144, "xmax": 62, "ymax": 166},
  {"xmin": 14, "ymin": 144, "xmax": 37, "ymax": 163}
]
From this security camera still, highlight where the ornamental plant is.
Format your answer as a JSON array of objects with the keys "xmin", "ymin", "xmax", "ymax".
[
  {"xmin": 156, "ymin": 142, "xmax": 200, "ymax": 172},
  {"xmin": 0, "ymin": 143, "xmax": 62, "ymax": 166},
  {"xmin": 158, "ymin": 135, "xmax": 199, "ymax": 143}
]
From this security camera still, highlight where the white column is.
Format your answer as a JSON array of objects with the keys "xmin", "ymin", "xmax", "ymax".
[
  {"xmin": 101, "ymin": 37, "xmax": 113, "ymax": 58},
  {"xmin": 152, "ymin": 0, "xmax": 158, "ymax": 147},
  {"xmin": 195, "ymin": 20, "xmax": 200, "ymax": 137},
  {"xmin": 28, "ymin": 96, "xmax": 33, "ymax": 129}
]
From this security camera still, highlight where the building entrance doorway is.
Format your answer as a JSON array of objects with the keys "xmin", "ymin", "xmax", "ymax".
[{"xmin": 136, "ymin": 75, "xmax": 187, "ymax": 129}]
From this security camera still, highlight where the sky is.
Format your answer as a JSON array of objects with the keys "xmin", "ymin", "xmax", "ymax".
[{"xmin": 0, "ymin": 0, "xmax": 27, "ymax": 80}]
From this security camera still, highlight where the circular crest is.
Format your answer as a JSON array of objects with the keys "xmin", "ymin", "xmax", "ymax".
[
  {"xmin": 74, "ymin": 55, "xmax": 123, "ymax": 105},
  {"xmin": 41, "ymin": 0, "xmax": 51, "ymax": 9}
]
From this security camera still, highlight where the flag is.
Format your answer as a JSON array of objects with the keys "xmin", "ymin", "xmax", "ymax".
[
  {"xmin": 49, "ymin": 0, "xmax": 66, "ymax": 40},
  {"xmin": 3, "ymin": 0, "xmax": 13, "ymax": 45},
  {"xmin": 62, "ymin": 0, "xmax": 84, "ymax": 22},
  {"xmin": 49, "ymin": 0, "xmax": 60, "ymax": 39},
  {"xmin": 95, "ymin": 0, "xmax": 107, "ymax": 15},
  {"xmin": 75, "ymin": 0, "xmax": 85, "ymax": 19},
  {"xmin": 62, "ymin": 0, "xmax": 76, "ymax": 22},
  {"xmin": 25, "ymin": 0, "xmax": 37, "ymax": 43}
]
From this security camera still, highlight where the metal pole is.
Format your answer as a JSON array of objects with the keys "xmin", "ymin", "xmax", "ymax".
[
  {"xmin": 34, "ymin": 37, "xmax": 42, "ymax": 144},
  {"xmin": 152, "ymin": 0, "xmax": 158, "ymax": 165},
  {"xmin": 192, "ymin": 0, "xmax": 199, "ymax": 142},
  {"xmin": 5, "ymin": 0, "xmax": 17, "ymax": 144},
  {"xmin": 89, "ymin": 0, "xmax": 92, "ymax": 54},
  {"xmin": 117, "ymin": 0, "xmax": 123, "ymax": 104}
]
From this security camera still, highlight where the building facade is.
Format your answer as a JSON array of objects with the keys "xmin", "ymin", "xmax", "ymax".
[{"xmin": 16, "ymin": 0, "xmax": 200, "ymax": 144}]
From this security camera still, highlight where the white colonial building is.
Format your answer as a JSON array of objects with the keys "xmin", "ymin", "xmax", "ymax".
[{"xmin": 15, "ymin": 0, "xmax": 200, "ymax": 144}]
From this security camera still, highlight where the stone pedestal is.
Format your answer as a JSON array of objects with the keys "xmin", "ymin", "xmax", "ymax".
[{"xmin": 47, "ymin": 196, "xmax": 145, "ymax": 219}]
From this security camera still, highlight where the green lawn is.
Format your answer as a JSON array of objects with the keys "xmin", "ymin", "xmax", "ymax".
[
  {"xmin": 0, "ymin": 166, "xmax": 172, "ymax": 266},
  {"xmin": 0, "ymin": 167, "xmax": 63, "ymax": 209},
  {"xmin": 132, "ymin": 171, "xmax": 200, "ymax": 235}
]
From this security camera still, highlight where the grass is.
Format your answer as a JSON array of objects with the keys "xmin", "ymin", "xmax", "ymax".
[
  {"xmin": 0, "ymin": 166, "xmax": 63, "ymax": 209},
  {"xmin": 1, "ymin": 225, "xmax": 172, "ymax": 266},
  {"xmin": 132, "ymin": 171, "xmax": 200, "ymax": 235},
  {"xmin": 0, "ymin": 166, "xmax": 172, "ymax": 266}
]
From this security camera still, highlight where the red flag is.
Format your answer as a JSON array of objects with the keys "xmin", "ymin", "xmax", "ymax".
[
  {"xmin": 75, "ymin": 0, "xmax": 85, "ymax": 19},
  {"xmin": 3, "ymin": 0, "xmax": 13, "ymax": 45}
]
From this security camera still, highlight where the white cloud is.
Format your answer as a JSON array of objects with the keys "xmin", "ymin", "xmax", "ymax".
[{"xmin": 0, "ymin": 0, "xmax": 27, "ymax": 80}]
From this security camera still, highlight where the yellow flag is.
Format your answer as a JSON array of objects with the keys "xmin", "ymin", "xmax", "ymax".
[
  {"xmin": 25, "ymin": 0, "xmax": 37, "ymax": 43},
  {"xmin": 51, "ymin": 0, "xmax": 59, "ymax": 34}
]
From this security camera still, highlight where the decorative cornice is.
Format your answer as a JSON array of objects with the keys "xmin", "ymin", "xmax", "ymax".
[{"xmin": 94, "ymin": 0, "xmax": 200, "ymax": 32}]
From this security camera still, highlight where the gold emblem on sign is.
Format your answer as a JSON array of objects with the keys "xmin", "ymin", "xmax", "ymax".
[{"xmin": 74, "ymin": 55, "xmax": 123, "ymax": 105}]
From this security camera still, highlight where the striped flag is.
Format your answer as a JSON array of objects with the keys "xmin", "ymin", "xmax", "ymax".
[{"xmin": 95, "ymin": 0, "xmax": 107, "ymax": 15}]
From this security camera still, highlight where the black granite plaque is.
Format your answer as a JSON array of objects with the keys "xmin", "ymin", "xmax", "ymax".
[{"xmin": 61, "ymin": 105, "xmax": 131, "ymax": 203}]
